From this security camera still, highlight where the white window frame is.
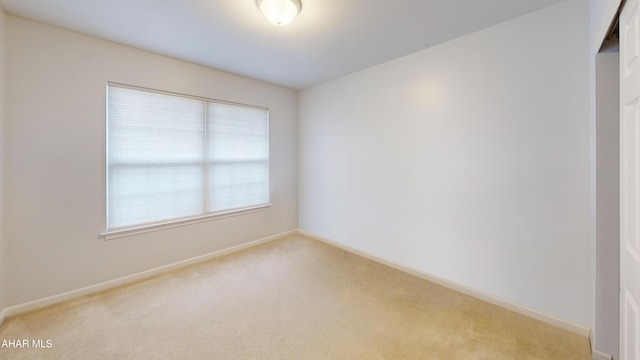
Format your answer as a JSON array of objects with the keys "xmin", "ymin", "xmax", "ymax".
[{"xmin": 100, "ymin": 82, "xmax": 270, "ymax": 240}]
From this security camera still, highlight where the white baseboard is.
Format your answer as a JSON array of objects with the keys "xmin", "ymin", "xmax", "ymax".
[
  {"xmin": 0, "ymin": 227, "xmax": 595, "ymax": 343},
  {"xmin": 0, "ymin": 229, "xmax": 297, "ymax": 320},
  {"xmin": 0, "ymin": 307, "xmax": 7, "ymax": 327},
  {"xmin": 592, "ymin": 349, "xmax": 613, "ymax": 360},
  {"xmin": 298, "ymin": 229, "xmax": 591, "ymax": 338}
]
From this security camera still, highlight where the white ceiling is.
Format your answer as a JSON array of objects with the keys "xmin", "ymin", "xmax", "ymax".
[{"xmin": 0, "ymin": 0, "xmax": 566, "ymax": 89}]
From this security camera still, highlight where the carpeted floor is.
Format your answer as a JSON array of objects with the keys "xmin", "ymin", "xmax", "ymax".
[{"xmin": 0, "ymin": 234, "xmax": 591, "ymax": 359}]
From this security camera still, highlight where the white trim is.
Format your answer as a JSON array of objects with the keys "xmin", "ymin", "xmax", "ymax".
[
  {"xmin": 100, "ymin": 204, "xmax": 271, "ymax": 240},
  {"xmin": 298, "ymin": 229, "xmax": 591, "ymax": 338},
  {"xmin": 107, "ymin": 81, "xmax": 270, "ymax": 111},
  {"xmin": 1, "ymin": 229, "xmax": 296, "ymax": 320},
  {"xmin": 2, "ymin": 227, "xmax": 592, "ymax": 341},
  {"xmin": 592, "ymin": 350, "xmax": 613, "ymax": 360},
  {"xmin": 0, "ymin": 308, "xmax": 7, "ymax": 327}
]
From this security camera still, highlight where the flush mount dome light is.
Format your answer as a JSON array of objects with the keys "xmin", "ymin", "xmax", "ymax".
[{"xmin": 256, "ymin": 0, "xmax": 302, "ymax": 26}]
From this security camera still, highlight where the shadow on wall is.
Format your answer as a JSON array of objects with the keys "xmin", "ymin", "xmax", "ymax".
[{"xmin": 595, "ymin": 35, "xmax": 620, "ymax": 360}]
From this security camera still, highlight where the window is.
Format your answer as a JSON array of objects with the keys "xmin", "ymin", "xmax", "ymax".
[{"xmin": 106, "ymin": 83, "xmax": 269, "ymax": 233}]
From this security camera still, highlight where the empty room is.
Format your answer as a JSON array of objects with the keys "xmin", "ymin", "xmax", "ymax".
[{"xmin": 0, "ymin": 0, "xmax": 633, "ymax": 359}]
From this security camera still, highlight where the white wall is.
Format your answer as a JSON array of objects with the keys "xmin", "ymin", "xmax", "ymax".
[
  {"xmin": 299, "ymin": 0, "xmax": 592, "ymax": 326},
  {"xmin": 0, "ymin": 7, "xmax": 6, "ymax": 318},
  {"xmin": 4, "ymin": 16, "xmax": 298, "ymax": 306},
  {"xmin": 595, "ymin": 49, "xmax": 620, "ymax": 360}
]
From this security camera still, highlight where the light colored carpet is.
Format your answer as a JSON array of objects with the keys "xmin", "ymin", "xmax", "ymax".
[{"xmin": 0, "ymin": 234, "xmax": 590, "ymax": 359}]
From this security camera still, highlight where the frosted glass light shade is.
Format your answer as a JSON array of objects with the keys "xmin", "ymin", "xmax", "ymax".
[{"xmin": 256, "ymin": 0, "xmax": 302, "ymax": 26}]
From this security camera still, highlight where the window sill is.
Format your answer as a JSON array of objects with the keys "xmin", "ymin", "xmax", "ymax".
[{"xmin": 99, "ymin": 204, "xmax": 272, "ymax": 241}]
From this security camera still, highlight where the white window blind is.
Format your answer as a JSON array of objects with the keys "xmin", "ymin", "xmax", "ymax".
[{"xmin": 107, "ymin": 83, "xmax": 269, "ymax": 231}]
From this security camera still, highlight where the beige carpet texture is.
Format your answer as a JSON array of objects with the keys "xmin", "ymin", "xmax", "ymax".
[{"xmin": 0, "ymin": 234, "xmax": 591, "ymax": 359}]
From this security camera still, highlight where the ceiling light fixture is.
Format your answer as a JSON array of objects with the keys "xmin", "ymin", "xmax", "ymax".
[{"xmin": 256, "ymin": 0, "xmax": 302, "ymax": 26}]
